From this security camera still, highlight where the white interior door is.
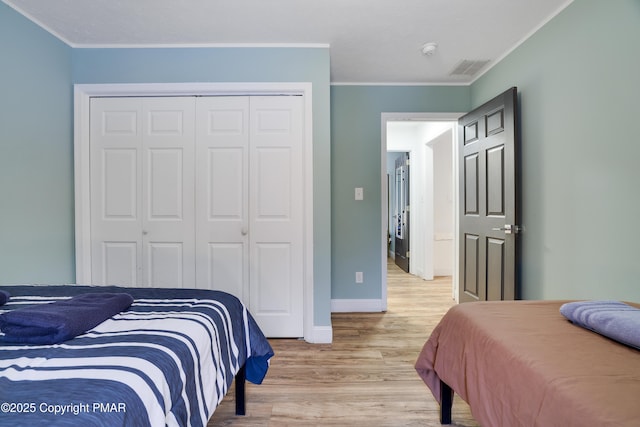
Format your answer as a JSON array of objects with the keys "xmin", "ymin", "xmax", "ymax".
[
  {"xmin": 195, "ymin": 97, "xmax": 249, "ymax": 299},
  {"xmin": 249, "ymin": 96, "xmax": 304, "ymax": 337},
  {"xmin": 195, "ymin": 95, "xmax": 304, "ymax": 337},
  {"xmin": 90, "ymin": 97, "xmax": 195, "ymax": 287},
  {"xmin": 90, "ymin": 97, "xmax": 142, "ymax": 285},
  {"xmin": 142, "ymin": 98, "xmax": 195, "ymax": 288}
]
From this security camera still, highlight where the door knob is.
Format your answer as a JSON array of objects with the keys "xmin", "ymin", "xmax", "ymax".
[
  {"xmin": 491, "ymin": 224, "xmax": 522, "ymax": 235},
  {"xmin": 241, "ymin": 227, "xmax": 248, "ymax": 236}
]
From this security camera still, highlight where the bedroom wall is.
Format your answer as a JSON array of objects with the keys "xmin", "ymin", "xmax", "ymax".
[
  {"xmin": 0, "ymin": 3, "xmax": 333, "ymax": 330},
  {"xmin": 72, "ymin": 46, "xmax": 333, "ymax": 328},
  {"xmin": 0, "ymin": 3, "xmax": 74, "ymax": 283},
  {"xmin": 330, "ymin": 85, "xmax": 470, "ymax": 301},
  {"xmin": 471, "ymin": 0, "xmax": 640, "ymax": 301},
  {"xmin": 5, "ymin": 0, "xmax": 635, "ymax": 323}
]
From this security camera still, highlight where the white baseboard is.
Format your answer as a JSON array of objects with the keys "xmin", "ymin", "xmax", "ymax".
[
  {"xmin": 305, "ymin": 325, "xmax": 333, "ymax": 344},
  {"xmin": 331, "ymin": 299, "xmax": 384, "ymax": 313}
]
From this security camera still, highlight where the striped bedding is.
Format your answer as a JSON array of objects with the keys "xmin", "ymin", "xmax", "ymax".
[{"xmin": 0, "ymin": 285, "xmax": 274, "ymax": 427}]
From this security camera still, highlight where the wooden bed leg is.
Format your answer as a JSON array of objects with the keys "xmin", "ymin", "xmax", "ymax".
[
  {"xmin": 235, "ymin": 364, "xmax": 246, "ymax": 416},
  {"xmin": 440, "ymin": 380, "xmax": 453, "ymax": 425}
]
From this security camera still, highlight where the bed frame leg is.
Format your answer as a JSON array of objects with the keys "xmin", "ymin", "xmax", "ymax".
[
  {"xmin": 440, "ymin": 380, "xmax": 453, "ymax": 425},
  {"xmin": 235, "ymin": 364, "xmax": 246, "ymax": 416}
]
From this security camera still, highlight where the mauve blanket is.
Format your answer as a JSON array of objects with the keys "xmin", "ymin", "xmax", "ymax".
[
  {"xmin": 560, "ymin": 300, "xmax": 640, "ymax": 350},
  {"xmin": 415, "ymin": 300, "xmax": 640, "ymax": 427},
  {"xmin": 0, "ymin": 292, "xmax": 133, "ymax": 344}
]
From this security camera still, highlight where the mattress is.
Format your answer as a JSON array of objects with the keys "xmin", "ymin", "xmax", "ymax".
[
  {"xmin": 0, "ymin": 285, "xmax": 273, "ymax": 427},
  {"xmin": 415, "ymin": 300, "xmax": 640, "ymax": 427}
]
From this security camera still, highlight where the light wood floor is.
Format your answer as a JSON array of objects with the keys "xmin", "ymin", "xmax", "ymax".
[{"xmin": 209, "ymin": 261, "xmax": 479, "ymax": 426}]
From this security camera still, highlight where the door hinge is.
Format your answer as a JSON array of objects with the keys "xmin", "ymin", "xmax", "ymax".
[
  {"xmin": 406, "ymin": 159, "xmax": 410, "ymax": 166},
  {"xmin": 406, "ymin": 251, "xmax": 410, "ymax": 258}
]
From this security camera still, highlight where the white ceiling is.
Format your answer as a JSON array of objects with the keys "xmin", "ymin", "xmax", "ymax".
[{"xmin": 3, "ymin": 0, "xmax": 573, "ymax": 84}]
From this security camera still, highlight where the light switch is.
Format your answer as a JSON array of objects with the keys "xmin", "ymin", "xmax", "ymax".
[{"xmin": 355, "ymin": 187, "xmax": 364, "ymax": 200}]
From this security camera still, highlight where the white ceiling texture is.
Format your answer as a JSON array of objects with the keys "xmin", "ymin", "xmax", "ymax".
[{"xmin": 3, "ymin": 0, "xmax": 573, "ymax": 84}]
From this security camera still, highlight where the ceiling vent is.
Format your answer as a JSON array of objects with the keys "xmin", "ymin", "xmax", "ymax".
[{"xmin": 449, "ymin": 59, "xmax": 491, "ymax": 77}]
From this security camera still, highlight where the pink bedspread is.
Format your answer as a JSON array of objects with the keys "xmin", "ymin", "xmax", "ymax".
[{"xmin": 415, "ymin": 300, "xmax": 640, "ymax": 427}]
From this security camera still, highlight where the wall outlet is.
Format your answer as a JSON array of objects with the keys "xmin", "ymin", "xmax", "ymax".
[{"xmin": 355, "ymin": 271, "xmax": 364, "ymax": 283}]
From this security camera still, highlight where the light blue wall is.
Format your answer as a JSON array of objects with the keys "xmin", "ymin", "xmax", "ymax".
[
  {"xmin": 3, "ymin": 0, "xmax": 637, "ymax": 322},
  {"xmin": 0, "ymin": 4, "xmax": 74, "ymax": 283},
  {"xmin": 0, "ymin": 2, "xmax": 332, "ymax": 328},
  {"xmin": 330, "ymin": 86, "xmax": 470, "ymax": 299},
  {"xmin": 72, "ymin": 46, "xmax": 333, "ymax": 326},
  {"xmin": 472, "ymin": 0, "xmax": 640, "ymax": 300}
]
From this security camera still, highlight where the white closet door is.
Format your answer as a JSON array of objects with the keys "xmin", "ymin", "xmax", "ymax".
[
  {"xmin": 90, "ymin": 95, "xmax": 303, "ymax": 336},
  {"xmin": 195, "ymin": 97, "xmax": 249, "ymax": 298},
  {"xmin": 195, "ymin": 96, "xmax": 304, "ymax": 337},
  {"xmin": 90, "ymin": 97, "xmax": 195, "ymax": 287},
  {"xmin": 249, "ymin": 96, "xmax": 304, "ymax": 337},
  {"xmin": 90, "ymin": 97, "xmax": 142, "ymax": 285},
  {"xmin": 142, "ymin": 98, "xmax": 196, "ymax": 288}
]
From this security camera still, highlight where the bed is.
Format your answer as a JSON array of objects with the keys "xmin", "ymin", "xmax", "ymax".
[
  {"xmin": 0, "ymin": 285, "xmax": 274, "ymax": 427},
  {"xmin": 415, "ymin": 300, "xmax": 640, "ymax": 427}
]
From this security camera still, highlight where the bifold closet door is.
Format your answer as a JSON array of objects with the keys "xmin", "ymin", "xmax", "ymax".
[
  {"xmin": 90, "ymin": 97, "xmax": 196, "ymax": 287},
  {"xmin": 195, "ymin": 96, "xmax": 304, "ymax": 337},
  {"xmin": 90, "ymin": 95, "xmax": 304, "ymax": 336}
]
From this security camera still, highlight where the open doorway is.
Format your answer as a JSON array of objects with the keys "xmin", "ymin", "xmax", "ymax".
[{"xmin": 380, "ymin": 113, "xmax": 463, "ymax": 311}]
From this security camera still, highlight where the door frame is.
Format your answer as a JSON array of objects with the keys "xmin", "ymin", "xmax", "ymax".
[
  {"xmin": 74, "ymin": 82, "xmax": 315, "ymax": 342},
  {"xmin": 381, "ymin": 112, "xmax": 464, "ymax": 310}
]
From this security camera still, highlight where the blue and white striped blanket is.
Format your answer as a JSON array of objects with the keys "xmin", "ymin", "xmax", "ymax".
[{"xmin": 0, "ymin": 285, "xmax": 274, "ymax": 427}]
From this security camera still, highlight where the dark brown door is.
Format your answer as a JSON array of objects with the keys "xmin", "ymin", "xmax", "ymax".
[
  {"xmin": 394, "ymin": 153, "xmax": 410, "ymax": 273},
  {"xmin": 458, "ymin": 87, "xmax": 520, "ymax": 302}
]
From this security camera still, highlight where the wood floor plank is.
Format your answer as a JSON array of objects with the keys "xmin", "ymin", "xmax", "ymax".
[{"xmin": 209, "ymin": 260, "xmax": 479, "ymax": 426}]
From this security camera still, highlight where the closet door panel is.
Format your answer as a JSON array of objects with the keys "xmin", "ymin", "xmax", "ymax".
[
  {"xmin": 249, "ymin": 96, "xmax": 304, "ymax": 337},
  {"xmin": 91, "ymin": 97, "xmax": 196, "ymax": 287},
  {"xmin": 90, "ymin": 98, "xmax": 143, "ymax": 285},
  {"xmin": 103, "ymin": 149, "xmax": 137, "ymax": 218},
  {"xmin": 208, "ymin": 148, "xmax": 244, "ymax": 218},
  {"xmin": 102, "ymin": 242, "xmax": 138, "ymax": 286},
  {"xmin": 142, "ymin": 98, "xmax": 196, "ymax": 288},
  {"xmin": 255, "ymin": 148, "xmax": 292, "ymax": 219},
  {"xmin": 254, "ymin": 243, "xmax": 292, "ymax": 312},
  {"xmin": 147, "ymin": 149, "xmax": 185, "ymax": 219},
  {"xmin": 195, "ymin": 97, "xmax": 249, "ymax": 299},
  {"xmin": 207, "ymin": 243, "xmax": 245, "ymax": 297},
  {"xmin": 147, "ymin": 242, "xmax": 184, "ymax": 288}
]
